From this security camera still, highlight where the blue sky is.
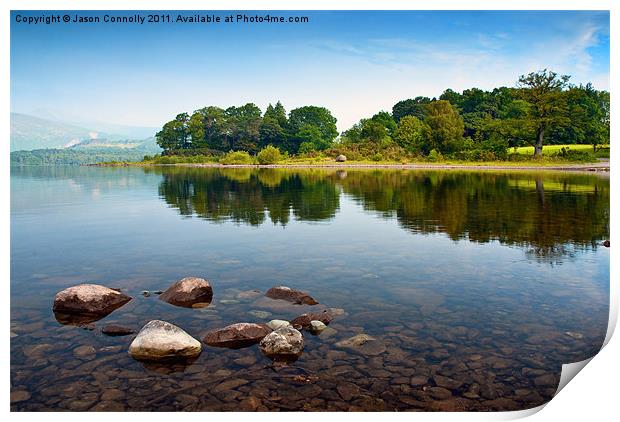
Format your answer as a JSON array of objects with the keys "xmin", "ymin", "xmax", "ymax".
[{"xmin": 11, "ymin": 10, "xmax": 610, "ymax": 132}]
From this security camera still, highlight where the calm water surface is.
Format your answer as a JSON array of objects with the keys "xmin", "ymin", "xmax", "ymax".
[{"xmin": 10, "ymin": 166, "xmax": 610, "ymax": 411}]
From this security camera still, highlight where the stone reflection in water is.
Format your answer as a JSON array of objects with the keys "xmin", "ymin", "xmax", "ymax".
[{"xmin": 10, "ymin": 167, "xmax": 609, "ymax": 411}]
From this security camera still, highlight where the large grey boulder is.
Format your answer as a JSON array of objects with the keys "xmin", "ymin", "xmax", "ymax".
[
  {"xmin": 53, "ymin": 284, "xmax": 131, "ymax": 319},
  {"xmin": 129, "ymin": 320, "xmax": 201, "ymax": 361},
  {"xmin": 159, "ymin": 277, "xmax": 213, "ymax": 308},
  {"xmin": 335, "ymin": 155, "xmax": 347, "ymax": 162},
  {"xmin": 259, "ymin": 327, "xmax": 304, "ymax": 360}
]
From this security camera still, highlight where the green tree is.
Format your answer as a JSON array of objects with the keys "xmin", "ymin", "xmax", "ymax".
[
  {"xmin": 392, "ymin": 96, "xmax": 432, "ymax": 122},
  {"xmin": 225, "ymin": 103, "xmax": 262, "ymax": 153},
  {"xmin": 259, "ymin": 102, "xmax": 288, "ymax": 150},
  {"xmin": 156, "ymin": 113, "xmax": 191, "ymax": 152},
  {"xmin": 294, "ymin": 124, "xmax": 328, "ymax": 152},
  {"xmin": 439, "ymin": 89, "xmax": 462, "ymax": 108},
  {"xmin": 393, "ymin": 116, "xmax": 430, "ymax": 154},
  {"xmin": 360, "ymin": 119, "xmax": 390, "ymax": 143},
  {"xmin": 424, "ymin": 100, "xmax": 465, "ymax": 154},
  {"xmin": 370, "ymin": 111, "xmax": 397, "ymax": 135},
  {"xmin": 288, "ymin": 106, "xmax": 338, "ymax": 153},
  {"xmin": 517, "ymin": 69, "xmax": 570, "ymax": 157}
]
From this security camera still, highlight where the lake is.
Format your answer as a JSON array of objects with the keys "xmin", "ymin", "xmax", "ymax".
[{"xmin": 10, "ymin": 166, "xmax": 610, "ymax": 411}]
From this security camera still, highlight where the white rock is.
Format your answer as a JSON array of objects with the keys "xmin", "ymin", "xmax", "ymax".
[
  {"xmin": 53, "ymin": 284, "xmax": 131, "ymax": 315},
  {"xmin": 129, "ymin": 320, "xmax": 201, "ymax": 361},
  {"xmin": 259, "ymin": 327, "xmax": 304, "ymax": 358},
  {"xmin": 266, "ymin": 319, "xmax": 291, "ymax": 330},
  {"xmin": 309, "ymin": 320, "xmax": 326, "ymax": 333}
]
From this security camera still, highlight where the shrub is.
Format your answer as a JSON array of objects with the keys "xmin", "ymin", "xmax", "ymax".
[
  {"xmin": 257, "ymin": 145, "xmax": 283, "ymax": 164},
  {"xmin": 219, "ymin": 150, "xmax": 254, "ymax": 165},
  {"xmin": 427, "ymin": 149, "xmax": 443, "ymax": 162},
  {"xmin": 553, "ymin": 147, "xmax": 596, "ymax": 162}
]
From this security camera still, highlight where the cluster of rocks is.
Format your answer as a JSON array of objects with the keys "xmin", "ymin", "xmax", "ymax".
[{"xmin": 52, "ymin": 281, "xmax": 340, "ymax": 363}]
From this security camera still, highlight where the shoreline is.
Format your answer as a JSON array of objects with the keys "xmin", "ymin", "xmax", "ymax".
[{"xmin": 99, "ymin": 161, "xmax": 610, "ymax": 172}]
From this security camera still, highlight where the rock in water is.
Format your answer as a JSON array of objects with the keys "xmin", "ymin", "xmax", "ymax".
[
  {"xmin": 290, "ymin": 310, "xmax": 334, "ymax": 329},
  {"xmin": 129, "ymin": 320, "xmax": 201, "ymax": 361},
  {"xmin": 335, "ymin": 333, "xmax": 386, "ymax": 356},
  {"xmin": 159, "ymin": 277, "xmax": 213, "ymax": 308},
  {"xmin": 603, "ymin": 240, "xmax": 610, "ymax": 247},
  {"xmin": 102, "ymin": 325, "xmax": 135, "ymax": 336},
  {"xmin": 308, "ymin": 320, "xmax": 326, "ymax": 333},
  {"xmin": 203, "ymin": 322, "xmax": 272, "ymax": 349},
  {"xmin": 259, "ymin": 327, "xmax": 304, "ymax": 360},
  {"xmin": 335, "ymin": 154, "xmax": 347, "ymax": 162},
  {"xmin": 53, "ymin": 284, "xmax": 131, "ymax": 320},
  {"xmin": 266, "ymin": 319, "xmax": 291, "ymax": 330},
  {"xmin": 265, "ymin": 286, "xmax": 318, "ymax": 305}
]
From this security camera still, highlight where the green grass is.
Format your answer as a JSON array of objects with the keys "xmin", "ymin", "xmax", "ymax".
[{"xmin": 511, "ymin": 144, "xmax": 609, "ymax": 156}]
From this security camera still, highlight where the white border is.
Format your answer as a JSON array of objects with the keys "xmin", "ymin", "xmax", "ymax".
[{"xmin": 2, "ymin": 1, "xmax": 616, "ymax": 421}]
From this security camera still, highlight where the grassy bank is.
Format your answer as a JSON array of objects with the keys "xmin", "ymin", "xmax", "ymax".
[
  {"xmin": 95, "ymin": 143, "xmax": 609, "ymax": 170},
  {"xmin": 511, "ymin": 144, "xmax": 609, "ymax": 158}
]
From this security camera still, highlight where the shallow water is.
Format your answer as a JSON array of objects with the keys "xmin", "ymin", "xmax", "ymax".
[{"xmin": 10, "ymin": 166, "xmax": 609, "ymax": 411}]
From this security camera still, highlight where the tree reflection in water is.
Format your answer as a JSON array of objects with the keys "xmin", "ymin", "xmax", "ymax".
[{"xmin": 153, "ymin": 167, "xmax": 609, "ymax": 262}]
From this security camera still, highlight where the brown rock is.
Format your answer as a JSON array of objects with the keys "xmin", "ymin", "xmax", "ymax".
[
  {"xmin": 203, "ymin": 323, "xmax": 272, "ymax": 349},
  {"xmin": 159, "ymin": 277, "xmax": 213, "ymax": 308},
  {"xmin": 265, "ymin": 286, "xmax": 318, "ymax": 305},
  {"xmin": 336, "ymin": 382, "xmax": 361, "ymax": 401},
  {"xmin": 334, "ymin": 334, "xmax": 386, "ymax": 356},
  {"xmin": 291, "ymin": 310, "xmax": 334, "ymax": 329},
  {"xmin": 410, "ymin": 375, "xmax": 429, "ymax": 386},
  {"xmin": 433, "ymin": 375, "xmax": 463, "ymax": 390},
  {"xmin": 102, "ymin": 325, "xmax": 135, "ymax": 336},
  {"xmin": 533, "ymin": 373, "xmax": 558, "ymax": 387},
  {"xmin": 73, "ymin": 345, "xmax": 96, "ymax": 360},
  {"xmin": 427, "ymin": 387, "xmax": 452, "ymax": 400},
  {"xmin": 603, "ymin": 240, "xmax": 610, "ymax": 247},
  {"xmin": 239, "ymin": 396, "xmax": 261, "ymax": 411},
  {"xmin": 482, "ymin": 397, "xmax": 520, "ymax": 411},
  {"xmin": 427, "ymin": 398, "xmax": 473, "ymax": 411},
  {"xmin": 23, "ymin": 343, "xmax": 54, "ymax": 359},
  {"xmin": 53, "ymin": 284, "xmax": 131, "ymax": 320},
  {"xmin": 90, "ymin": 401, "xmax": 126, "ymax": 411},
  {"xmin": 212, "ymin": 378, "xmax": 249, "ymax": 393},
  {"xmin": 10, "ymin": 390, "xmax": 31, "ymax": 403},
  {"xmin": 101, "ymin": 389, "xmax": 124, "ymax": 401}
]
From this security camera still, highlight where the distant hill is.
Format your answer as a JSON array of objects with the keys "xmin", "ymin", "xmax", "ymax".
[
  {"xmin": 10, "ymin": 112, "xmax": 160, "ymax": 152},
  {"xmin": 27, "ymin": 108, "xmax": 158, "ymax": 140},
  {"xmin": 10, "ymin": 112, "xmax": 104, "ymax": 151},
  {"xmin": 10, "ymin": 148, "xmax": 151, "ymax": 166},
  {"xmin": 68, "ymin": 136, "xmax": 160, "ymax": 153}
]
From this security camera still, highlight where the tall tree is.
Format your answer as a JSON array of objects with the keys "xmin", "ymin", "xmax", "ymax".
[
  {"xmin": 517, "ymin": 69, "xmax": 570, "ymax": 157},
  {"xmin": 393, "ymin": 116, "xmax": 431, "ymax": 154},
  {"xmin": 288, "ymin": 106, "xmax": 338, "ymax": 153},
  {"xmin": 424, "ymin": 100, "xmax": 465, "ymax": 154},
  {"xmin": 156, "ymin": 113, "xmax": 191, "ymax": 152},
  {"xmin": 225, "ymin": 103, "xmax": 262, "ymax": 153},
  {"xmin": 259, "ymin": 102, "xmax": 288, "ymax": 149},
  {"xmin": 392, "ymin": 96, "xmax": 432, "ymax": 122}
]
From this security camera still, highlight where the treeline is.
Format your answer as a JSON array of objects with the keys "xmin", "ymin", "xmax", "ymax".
[
  {"xmin": 156, "ymin": 103, "xmax": 337, "ymax": 155},
  {"xmin": 10, "ymin": 148, "xmax": 149, "ymax": 166},
  {"xmin": 156, "ymin": 70, "xmax": 609, "ymax": 160}
]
